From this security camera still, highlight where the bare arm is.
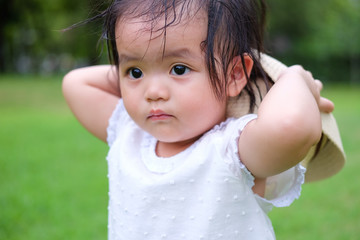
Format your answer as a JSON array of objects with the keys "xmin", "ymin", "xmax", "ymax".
[
  {"xmin": 62, "ymin": 65, "xmax": 120, "ymax": 142},
  {"xmin": 239, "ymin": 66, "xmax": 334, "ymax": 179}
]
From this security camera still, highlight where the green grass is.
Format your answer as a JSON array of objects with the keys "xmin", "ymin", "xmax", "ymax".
[
  {"xmin": 0, "ymin": 75, "xmax": 109, "ymax": 239},
  {"xmin": 1, "ymin": 75, "xmax": 359, "ymax": 239}
]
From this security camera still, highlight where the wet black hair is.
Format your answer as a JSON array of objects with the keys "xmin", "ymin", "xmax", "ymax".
[{"xmin": 72, "ymin": 0, "xmax": 269, "ymax": 112}]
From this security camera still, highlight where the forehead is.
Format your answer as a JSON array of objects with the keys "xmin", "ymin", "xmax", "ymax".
[
  {"xmin": 114, "ymin": 8, "xmax": 208, "ymax": 55},
  {"xmin": 115, "ymin": 1, "xmax": 207, "ymax": 30}
]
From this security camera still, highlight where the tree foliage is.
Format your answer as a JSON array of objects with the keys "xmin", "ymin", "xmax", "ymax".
[
  {"xmin": 1, "ymin": 0, "xmax": 359, "ymax": 83},
  {"xmin": 266, "ymin": 0, "xmax": 360, "ymax": 83},
  {"xmin": 0, "ymin": 0, "xmax": 104, "ymax": 74}
]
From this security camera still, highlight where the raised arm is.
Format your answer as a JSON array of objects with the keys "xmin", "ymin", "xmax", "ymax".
[
  {"xmin": 239, "ymin": 65, "xmax": 334, "ymax": 179},
  {"xmin": 62, "ymin": 65, "xmax": 120, "ymax": 142}
]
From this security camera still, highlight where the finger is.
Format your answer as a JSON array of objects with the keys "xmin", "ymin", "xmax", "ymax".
[
  {"xmin": 314, "ymin": 79, "xmax": 323, "ymax": 91},
  {"xmin": 319, "ymin": 97, "xmax": 335, "ymax": 113},
  {"xmin": 306, "ymin": 70, "xmax": 314, "ymax": 79}
]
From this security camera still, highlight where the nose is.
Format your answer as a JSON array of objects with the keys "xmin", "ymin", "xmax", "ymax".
[{"xmin": 145, "ymin": 76, "xmax": 170, "ymax": 102}]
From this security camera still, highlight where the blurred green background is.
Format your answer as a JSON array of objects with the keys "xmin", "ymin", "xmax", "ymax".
[
  {"xmin": 1, "ymin": 0, "xmax": 359, "ymax": 83},
  {"xmin": 1, "ymin": 0, "xmax": 359, "ymax": 239}
]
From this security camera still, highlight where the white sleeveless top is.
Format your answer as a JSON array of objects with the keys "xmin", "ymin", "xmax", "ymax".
[{"xmin": 106, "ymin": 99, "xmax": 305, "ymax": 240}]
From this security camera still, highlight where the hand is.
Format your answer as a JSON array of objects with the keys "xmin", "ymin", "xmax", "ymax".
[{"xmin": 314, "ymin": 79, "xmax": 334, "ymax": 113}]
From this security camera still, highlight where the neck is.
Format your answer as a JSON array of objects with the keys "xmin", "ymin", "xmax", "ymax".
[{"xmin": 155, "ymin": 136, "xmax": 201, "ymax": 158}]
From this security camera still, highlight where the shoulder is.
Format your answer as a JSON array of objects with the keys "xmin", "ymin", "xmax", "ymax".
[
  {"xmin": 207, "ymin": 115, "xmax": 257, "ymax": 150},
  {"xmin": 207, "ymin": 114, "xmax": 257, "ymax": 138}
]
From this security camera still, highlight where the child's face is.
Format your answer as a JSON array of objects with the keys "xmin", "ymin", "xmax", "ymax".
[{"xmin": 116, "ymin": 11, "xmax": 227, "ymax": 150}]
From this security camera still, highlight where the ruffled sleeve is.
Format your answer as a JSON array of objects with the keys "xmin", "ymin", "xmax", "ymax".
[
  {"xmin": 106, "ymin": 99, "xmax": 126, "ymax": 147},
  {"xmin": 255, "ymin": 164, "xmax": 306, "ymax": 213},
  {"xmin": 223, "ymin": 115, "xmax": 306, "ymax": 213},
  {"xmin": 222, "ymin": 115, "xmax": 257, "ymax": 189}
]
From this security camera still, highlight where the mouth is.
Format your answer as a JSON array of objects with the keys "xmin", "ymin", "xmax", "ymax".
[{"xmin": 147, "ymin": 109, "xmax": 173, "ymax": 121}]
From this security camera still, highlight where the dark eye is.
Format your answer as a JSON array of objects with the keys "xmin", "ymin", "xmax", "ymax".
[
  {"xmin": 129, "ymin": 68, "xmax": 143, "ymax": 79},
  {"xmin": 171, "ymin": 65, "xmax": 190, "ymax": 76}
]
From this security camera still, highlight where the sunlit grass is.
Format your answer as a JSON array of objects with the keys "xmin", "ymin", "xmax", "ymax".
[
  {"xmin": 1, "ymin": 76, "xmax": 359, "ymax": 239},
  {"xmin": 0, "ymin": 76, "xmax": 108, "ymax": 240}
]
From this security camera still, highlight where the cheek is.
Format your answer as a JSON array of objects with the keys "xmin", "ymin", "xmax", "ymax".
[
  {"xmin": 123, "ymin": 98, "xmax": 144, "ymax": 127},
  {"xmin": 121, "ymin": 87, "xmax": 140, "ymax": 117},
  {"xmin": 182, "ymin": 91, "xmax": 226, "ymax": 125},
  {"xmin": 184, "ymin": 80, "xmax": 226, "ymax": 116},
  {"xmin": 120, "ymin": 81, "xmax": 134, "ymax": 103},
  {"xmin": 122, "ymin": 93, "xmax": 137, "ymax": 112}
]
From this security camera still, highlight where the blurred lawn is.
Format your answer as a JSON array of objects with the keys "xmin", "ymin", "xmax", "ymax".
[
  {"xmin": 0, "ymin": 75, "xmax": 109, "ymax": 240},
  {"xmin": 0, "ymin": 75, "xmax": 359, "ymax": 239}
]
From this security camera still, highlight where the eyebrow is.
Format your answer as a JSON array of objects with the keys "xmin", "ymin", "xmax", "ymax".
[
  {"xmin": 163, "ymin": 48, "xmax": 196, "ymax": 60},
  {"xmin": 118, "ymin": 54, "xmax": 137, "ymax": 64},
  {"xmin": 118, "ymin": 48, "xmax": 199, "ymax": 64}
]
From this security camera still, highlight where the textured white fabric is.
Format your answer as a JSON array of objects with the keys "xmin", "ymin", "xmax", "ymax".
[{"xmin": 106, "ymin": 99, "xmax": 305, "ymax": 240}]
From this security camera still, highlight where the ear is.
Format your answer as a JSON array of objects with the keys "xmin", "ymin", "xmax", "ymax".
[{"xmin": 227, "ymin": 55, "xmax": 254, "ymax": 97}]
